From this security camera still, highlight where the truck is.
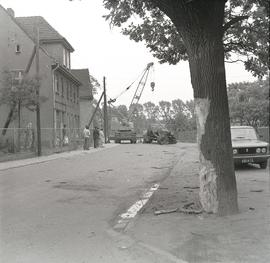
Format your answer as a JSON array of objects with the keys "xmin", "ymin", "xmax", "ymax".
[
  {"xmin": 143, "ymin": 124, "xmax": 177, "ymax": 145},
  {"xmin": 114, "ymin": 127, "xmax": 137, "ymax": 144}
]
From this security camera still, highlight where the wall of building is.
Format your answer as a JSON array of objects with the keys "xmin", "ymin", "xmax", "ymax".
[
  {"xmin": 42, "ymin": 43, "xmax": 70, "ymax": 68},
  {"xmin": 0, "ymin": 6, "xmax": 82, "ymax": 152},
  {"xmin": 0, "ymin": 7, "xmax": 54, "ymax": 148},
  {"xmin": 80, "ymin": 99, "xmax": 94, "ymax": 129}
]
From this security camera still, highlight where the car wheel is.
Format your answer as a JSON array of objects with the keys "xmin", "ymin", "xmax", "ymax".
[{"xmin": 259, "ymin": 161, "xmax": 268, "ymax": 169}]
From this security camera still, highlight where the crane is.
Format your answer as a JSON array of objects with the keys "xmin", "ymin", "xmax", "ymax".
[
  {"xmin": 109, "ymin": 62, "xmax": 155, "ymax": 122},
  {"xmin": 109, "ymin": 62, "xmax": 155, "ymax": 143},
  {"xmin": 127, "ymin": 62, "xmax": 155, "ymax": 120}
]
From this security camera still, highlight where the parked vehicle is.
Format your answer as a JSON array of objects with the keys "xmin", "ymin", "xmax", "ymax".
[
  {"xmin": 231, "ymin": 126, "xmax": 270, "ymax": 169},
  {"xmin": 143, "ymin": 127, "xmax": 177, "ymax": 145},
  {"xmin": 157, "ymin": 130, "xmax": 177, "ymax": 145},
  {"xmin": 114, "ymin": 128, "xmax": 137, "ymax": 144}
]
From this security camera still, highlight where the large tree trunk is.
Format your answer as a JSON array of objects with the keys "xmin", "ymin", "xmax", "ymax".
[
  {"xmin": 189, "ymin": 39, "xmax": 238, "ymax": 215},
  {"xmin": 158, "ymin": 0, "xmax": 239, "ymax": 215}
]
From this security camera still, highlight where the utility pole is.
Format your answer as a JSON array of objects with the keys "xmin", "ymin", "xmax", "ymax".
[
  {"xmin": 88, "ymin": 91, "xmax": 104, "ymax": 127},
  {"xmin": 103, "ymin": 77, "xmax": 109, "ymax": 143},
  {"xmin": 17, "ymin": 72, "xmax": 23, "ymax": 152},
  {"xmin": 35, "ymin": 25, "xmax": 42, "ymax": 156}
]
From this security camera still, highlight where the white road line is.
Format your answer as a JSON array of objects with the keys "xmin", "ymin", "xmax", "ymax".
[{"xmin": 117, "ymin": 183, "xmax": 160, "ymax": 225}]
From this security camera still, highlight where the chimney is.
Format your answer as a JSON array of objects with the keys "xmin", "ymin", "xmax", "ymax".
[{"xmin": 7, "ymin": 8, "xmax": 15, "ymax": 17}]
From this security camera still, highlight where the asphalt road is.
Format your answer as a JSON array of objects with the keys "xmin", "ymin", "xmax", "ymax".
[
  {"xmin": 0, "ymin": 143, "xmax": 182, "ymax": 263},
  {"xmin": 1, "ymin": 143, "xmax": 268, "ymax": 263}
]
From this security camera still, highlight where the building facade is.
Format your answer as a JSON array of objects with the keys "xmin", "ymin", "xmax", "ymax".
[
  {"xmin": 71, "ymin": 69, "xmax": 94, "ymax": 129},
  {"xmin": 0, "ymin": 6, "xmax": 92, "ymax": 151}
]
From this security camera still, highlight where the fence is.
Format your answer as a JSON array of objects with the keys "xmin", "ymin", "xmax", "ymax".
[{"xmin": 0, "ymin": 127, "xmax": 90, "ymax": 162}]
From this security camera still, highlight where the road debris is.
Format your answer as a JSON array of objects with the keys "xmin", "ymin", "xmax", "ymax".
[
  {"xmin": 183, "ymin": 202, "xmax": 194, "ymax": 209},
  {"xmin": 183, "ymin": 186, "xmax": 199, "ymax": 189},
  {"xmin": 151, "ymin": 166, "xmax": 170, "ymax": 169},
  {"xmin": 154, "ymin": 208, "xmax": 178, "ymax": 215},
  {"xmin": 250, "ymin": 189, "xmax": 263, "ymax": 192},
  {"xmin": 154, "ymin": 206, "xmax": 203, "ymax": 215},
  {"xmin": 178, "ymin": 208, "xmax": 203, "ymax": 214},
  {"xmin": 98, "ymin": 169, "xmax": 114, "ymax": 173}
]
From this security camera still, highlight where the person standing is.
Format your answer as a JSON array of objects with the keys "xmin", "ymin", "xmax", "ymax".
[
  {"xmin": 62, "ymin": 124, "xmax": 69, "ymax": 146},
  {"xmin": 93, "ymin": 126, "xmax": 100, "ymax": 148},
  {"xmin": 83, "ymin": 125, "xmax": 90, "ymax": 150},
  {"xmin": 24, "ymin": 122, "xmax": 35, "ymax": 151},
  {"xmin": 99, "ymin": 128, "xmax": 105, "ymax": 147}
]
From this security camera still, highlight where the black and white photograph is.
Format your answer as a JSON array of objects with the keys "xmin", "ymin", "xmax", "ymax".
[{"xmin": 0, "ymin": 0, "xmax": 269, "ymax": 262}]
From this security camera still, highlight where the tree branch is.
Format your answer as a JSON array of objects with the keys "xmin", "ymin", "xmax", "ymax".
[
  {"xmin": 225, "ymin": 59, "xmax": 246, "ymax": 63},
  {"xmin": 223, "ymin": 16, "xmax": 249, "ymax": 33}
]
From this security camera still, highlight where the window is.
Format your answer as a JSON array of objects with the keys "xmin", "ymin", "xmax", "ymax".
[
  {"xmin": 63, "ymin": 48, "xmax": 70, "ymax": 68},
  {"xmin": 11, "ymin": 70, "xmax": 23, "ymax": 86},
  {"xmin": 66, "ymin": 81, "xmax": 69, "ymax": 99},
  {"xmin": 63, "ymin": 48, "xmax": 66, "ymax": 67},
  {"xmin": 55, "ymin": 74, "xmax": 59, "ymax": 94},
  {"xmin": 61, "ymin": 77, "xmax": 64, "ymax": 97},
  {"xmin": 70, "ymin": 85, "xmax": 73, "ymax": 101},
  {"xmin": 66, "ymin": 52, "xmax": 70, "ymax": 69},
  {"xmin": 15, "ymin": 44, "xmax": 21, "ymax": 53}
]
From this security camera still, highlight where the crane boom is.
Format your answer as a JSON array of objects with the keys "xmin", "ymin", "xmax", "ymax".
[{"xmin": 127, "ymin": 62, "xmax": 154, "ymax": 121}]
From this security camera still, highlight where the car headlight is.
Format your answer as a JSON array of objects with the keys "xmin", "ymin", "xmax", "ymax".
[
  {"xmin": 261, "ymin": 148, "xmax": 266, "ymax": 153},
  {"xmin": 233, "ymin": 149, "xmax": 238, "ymax": 154},
  {"xmin": 256, "ymin": 148, "xmax": 261, "ymax": 153}
]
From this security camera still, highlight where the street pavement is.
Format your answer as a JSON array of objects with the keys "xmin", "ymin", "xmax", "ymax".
[
  {"xmin": 0, "ymin": 142, "xmax": 182, "ymax": 262},
  {"xmin": 0, "ymin": 142, "xmax": 269, "ymax": 263}
]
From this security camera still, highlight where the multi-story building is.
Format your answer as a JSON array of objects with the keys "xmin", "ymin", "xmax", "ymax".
[
  {"xmin": 0, "ymin": 5, "xmax": 93, "ymax": 150},
  {"xmin": 71, "ymin": 69, "xmax": 94, "ymax": 129}
]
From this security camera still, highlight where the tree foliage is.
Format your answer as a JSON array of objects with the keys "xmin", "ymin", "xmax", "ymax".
[
  {"xmin": 103, "ymin": 0, "xmax": 269, "ymax": 77},
  {"xmin": 107, "ymin": 98, "xmax": 196, "ymax": 135},
  {"xmin": 0, "ymin": 71, "xmax": 47, "ymax": 111},
  {"xmin": 89, "ymin": 74, "xmax": 100, "ymax": 95},
  {"xmin": 228, "ymin": 78, "xmax": 269, "ymax": 126},
  {"xmin": 0, "ymin": 71, "xmax": 47, "ymax": 134}
]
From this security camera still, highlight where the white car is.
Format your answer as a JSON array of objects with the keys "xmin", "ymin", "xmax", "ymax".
[{"xmin": 231, "ymin": 126, "xmax": 270, "ymax": 169}]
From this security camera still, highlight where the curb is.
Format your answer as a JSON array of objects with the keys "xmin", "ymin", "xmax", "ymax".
[{"xmin": 0, "ymin": 144, "xmax": 118, "ymax": 171}]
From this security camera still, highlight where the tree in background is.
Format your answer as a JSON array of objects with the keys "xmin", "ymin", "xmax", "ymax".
[
  {"xmin": 143, "ymin": 101, "xmax": 159, "ymax": 122},
  {"xmin": 0, "ymin": 70, "xmax": 47, "ymax": 135},
  {"xmin": 129, "ymin": 103, "xmax": 147, "ymax": 133},
  {"xmin": 89, "ymin": 74, "xmax": 101, "ymax": 95},
  {"xmin": 103, "ymin": 0, "xmax": 269, "ymax": 215},
  {"xmin": 228, "ymin": 78, "xmax": 269, "ymax": 127}
]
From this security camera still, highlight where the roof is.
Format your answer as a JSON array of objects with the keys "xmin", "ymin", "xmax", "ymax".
[
  {"xmin": 71, "ymin": 69, "xmax": 93, "ymax": 100},
  {"xmin": 52, "ymin": 64, "xmax": 82, "ymax": 86},
  {"xmin": 16, "ymin": 16, "xmax": 74, "ymax": 52}
]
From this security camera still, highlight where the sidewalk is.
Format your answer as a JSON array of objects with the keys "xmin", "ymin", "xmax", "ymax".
[
  {"xmin": 126, "ymin": 143, "xmax": 270, "ymax": 263},
  {"xmin": 0, "ymin": 143, "xmax": 117, "ymax": 171}
]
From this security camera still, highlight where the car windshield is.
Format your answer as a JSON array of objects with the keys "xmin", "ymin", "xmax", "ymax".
[{"xmin": 231, "ymin": 128, "xmax": 258, "ymax": 140}]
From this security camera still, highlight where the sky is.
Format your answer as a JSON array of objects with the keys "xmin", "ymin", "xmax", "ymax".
[{"xmin": 0, "ymin": 0, "xmax": 256, "ymax": 106}]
